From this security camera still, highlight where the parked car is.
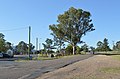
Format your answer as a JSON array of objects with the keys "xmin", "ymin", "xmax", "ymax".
[
  {"xmin": 0, "ymin": 53, "xmax": 12, "ymax": 58},
  {"xmin": 6, "ymin": 49, "xmax": 14, "ymax": 58},
  {"xmin": 2, "ymin": 53, "xmax": 11, "ymax": 58},
  {"xmin": 0, "ymin": 53, "xmax": 3, "ymax": 58}
]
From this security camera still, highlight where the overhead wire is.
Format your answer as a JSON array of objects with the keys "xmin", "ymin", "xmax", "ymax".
[{"xmin": 0, "ymin": 26, "xmax": 28, "ymax": 32}]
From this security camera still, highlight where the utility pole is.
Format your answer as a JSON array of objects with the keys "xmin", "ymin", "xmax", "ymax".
[
  {"xmin": 39, "ymin": 38, "xmax": 41, "ymax": 50},
  {"xmin": 112, "ymin": 41, "xmax": 115, "ymax": 50},
  {"xmin": 36, "ymin": 38, "xmax": 38, "ymax": 50},
  {"xmin": 28, "ymin": 26, "xmax": 31, "ymax": 59},
  {"xmin": 39, "ymin": 43, "xmax": 41, "ymax": 50}
]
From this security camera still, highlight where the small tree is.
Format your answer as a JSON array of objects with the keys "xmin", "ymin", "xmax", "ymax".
[
  {"xmin": 113, "ymin": 41, "xmax": 120, "ymax": 51},
  {"xmin": 96, "ymin": 41, "xmax": 103, "ymax": 51},
  {"xmin": 16, "ymin": 41, "xmax": 28, "ymax": 54},
  {"xmin": 81, "ymin": 44, "xmax": 89, "ymax": 52},
  {"xmin": 96, "ymin": 38, "xmax": 111, "ymax": 52},
  {"xmin": 0, "ymin": 33, "xmax": 7, "ymax": 52},
  {"xmin": 29, "ymin": 43, "xmax": 35, "ymax": 54},
  {"xmin": 102, "ymin": 38, "xmax": 111, "ymax": 51},
  {"xmin": 90, "ymin": 46, "xmax": 95, "ymax": 54},
  {"xmin": 51, "ymin": 33, "xmax": 65, "ymax": 53},
  {"xmin": 76, "ymin": 46, "xmax": 81, "ymax": 54},
  {"xmin": 65, "ymin": 44, "xmax": 73, "ymax": 55},
  {"xmin": 42, "ymin": 38, "xmax": 54, "ymax": 54},
  {"xmin": 5, "ymin": 42, "xmax": 12, "ymax": 50}
]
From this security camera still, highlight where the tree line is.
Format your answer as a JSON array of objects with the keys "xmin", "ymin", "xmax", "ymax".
[
  {"xmin": 41, "ymin": 7, "xmax": 119, "ymax": 55},
  {"xmin": 42, "ymin": 7, "xmax": 113, "ymax": 55},
  {"xmin": 1, "ymin": 7, "xmax": 120, "ymax": 55},
  {"xmin": 0, "ymin": 33, "xmax": 34, "ymax": 54},
  {"xmin": 0, "ymin": 7, "xmax": 95, "ymax": 55}
]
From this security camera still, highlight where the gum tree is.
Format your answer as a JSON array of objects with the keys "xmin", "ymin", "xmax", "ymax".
[
  {"xmin": 49, "ymin": 7, "xmax": 95, "ymax": 55},
  {"xmin": 0, "ymin": 33, "xmax": 6, "ymax": 52}
]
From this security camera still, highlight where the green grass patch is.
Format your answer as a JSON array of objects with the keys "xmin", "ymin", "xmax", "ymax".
[
  {"xmin": 71, "ymin": 76, "xmax": 102, "ymax": 79},
  {"xmin": 100, "ymin": 67, "xmax": 120, "ymax": 74},
  {"xmin": 37, "ymin": 54, "xmax": 59, "ymax": 60},
  {"xmin": 112, "ymin": 55, "xmax": 120, "ymax": 61},
  {"xmin": 37, "ymin": 54, "xmax": 48, "ymax": 57},
  {"xmin": 15, "ymin": 54, "xmax": 85, "ymax": 62},
  {"xmin": 15, "ymin": 59, "xmax": 30, "ymax": 62},
  {"xmin": 33, "ymin": 57, "xmax": 58, "ymax": 60}
]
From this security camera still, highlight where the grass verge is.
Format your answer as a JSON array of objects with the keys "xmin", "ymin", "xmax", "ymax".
[
  {"xmin": 33, "ymin": 57, "xmax": 58, "ymax": 60},
  {"xmin": 100, "ymin": 67, "xmax": 120, "ymax": 74},
  {"xmin": 112, "ymin": 55, "xmax": 120, "ymax": 61},
  {"xmin": 15, "ymin": 57, "xmax": 58, "ymax": 62}
]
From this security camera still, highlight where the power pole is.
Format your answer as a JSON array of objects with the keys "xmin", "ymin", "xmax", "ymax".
[
  {"xmin": 39, "ymin": 38, "xmax": 41, "ymax": 50},
  {"xmin": 36, "ymin": 38, "xmax": 38, "ymax": 50},
  {"xmin": 28, "ymin": 26, "xmax": 31, "ymax": 59},
  {"xmin": 39, "ymin": 43, "xmax": 41, "ymax": 50},
  {"xmin": 112, "ymin": 41, "xmax": 115, "ymax": 50}
]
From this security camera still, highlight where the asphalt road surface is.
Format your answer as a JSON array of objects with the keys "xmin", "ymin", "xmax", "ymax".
[{"xmin": 0, "ymin": 55, "xmax": 93, "ymax": 79}]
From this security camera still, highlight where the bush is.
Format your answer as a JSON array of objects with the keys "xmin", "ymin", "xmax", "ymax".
[{"xmin": 65, "ymin": 45, "xmax": 73, "ymax": 55}]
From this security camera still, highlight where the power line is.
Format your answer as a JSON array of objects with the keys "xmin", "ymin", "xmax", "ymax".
[{"xmin": 0, "ymin": 26, "xmax": 28, "ymax": 32}]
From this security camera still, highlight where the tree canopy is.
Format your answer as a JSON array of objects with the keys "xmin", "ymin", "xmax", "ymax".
[
  {"xmin": 0, "ymin": 33, "xmax": 14, "ymax": 52},
  {"xmin": 16, "ymin": 41, "xmax": 34, "ymax": 54},
  {"xmin": 42, "ymin": 38, "xmax": 55, "ymax": 54},
  {"xmin": 96, "ymin": 38, "xmax": 111, "ymax": 52},
  {"xmin": 113, "ymin": 41, "xmax": 120, "ymax": 51},
  {"xmin": 49, "ymin": 7, "xmax": 95, "ymax": 55},
  {"xmin": 0, "ymin": 33, "xmax": 6, "ymax": 52}
]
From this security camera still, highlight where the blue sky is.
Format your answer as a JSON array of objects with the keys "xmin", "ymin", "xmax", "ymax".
[{"xmin": 0, "ymin": 0, "xmax": 120, "ymax": 49}]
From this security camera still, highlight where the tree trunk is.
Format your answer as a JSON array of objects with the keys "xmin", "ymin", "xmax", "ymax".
[
  {"xmin": 59, "ymin": 39, "xmax": 62, "ymax": 54},
  {"xmin": 73, "ymin": 45, "xmax": 75, "ymax": 55}
]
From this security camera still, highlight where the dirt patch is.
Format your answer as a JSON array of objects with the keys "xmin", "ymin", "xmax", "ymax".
[{"xmin": 37, "ymin": 55, "xmax": 120, "ymax": 79}]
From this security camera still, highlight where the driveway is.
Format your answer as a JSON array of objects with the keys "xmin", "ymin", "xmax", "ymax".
[{"xmin": 0, "ymin": 55, "xmax": 92, "ymax": 79}]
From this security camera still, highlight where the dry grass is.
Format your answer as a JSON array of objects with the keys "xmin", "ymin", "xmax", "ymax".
[{"xmin": 37, "ymin": 55, "xmax": 120, "ymax": 79}]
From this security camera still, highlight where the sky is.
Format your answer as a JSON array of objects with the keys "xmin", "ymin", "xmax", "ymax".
[{"xmin": 0, "ymin": 0, "xmax": 120, "ymax": 49}]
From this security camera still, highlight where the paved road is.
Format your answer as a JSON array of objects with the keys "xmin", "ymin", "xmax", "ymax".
[
  {"xmin": 0, "ymin": 55, "xmax": 93, "ymax": 79},
  {"xmin": 0, "ymin": 54, "xmax": 38, "ymax": 61}
]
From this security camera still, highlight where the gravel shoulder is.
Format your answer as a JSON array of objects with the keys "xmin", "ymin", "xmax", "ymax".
[{"xmin": 37, "ymin": 55, "xmax": 120, "ymax": 79}]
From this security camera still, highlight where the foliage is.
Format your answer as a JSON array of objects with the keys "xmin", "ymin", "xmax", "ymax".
[
  {"xmin": 113, "ymin": 41, "xmax": 120, "ymax": 51},
  {"xmin": 16, "ymin": 41, "xmax": 34, "ymax": 54},
  {"xmin": 42, "ymin": 38, "xmax": 55, "ymax": 53},
  {"xmin": 29, "ymin": 43, "xmax": 35, "ymax": 52},
  {"xmin": 65, "ymin": 44, "xmax": 81, "ymax": 55},
  {"xmin": 0, "ymin": 33, "xmax": 4, "ymax": 39},
  {"xmin": 81, "ymin": 44, "xmax": 89, "ymax": 52},
  {"xmin": 52, "ymin": 33, "xmax": 65, "ymax": 52},
  {"xmin": 76, "ymin": 46, "xmax": 81, "ymax": 54},
  {"xmin": 5, "ymin": 42, "xmax": 12, "ymax": 50},
  {"xmin": 96, "ymin": 38, "xmax": 111, "ymax": 52},
  {"xmin": 49, "ymin": 7, "xmax": 95, "ymax": 55},
  {"xmin": 0, "ymin": 33, "xmax": 12, "ymax": 52},
  {"xmin": 0, "ymin": 33, "xmax": 5, "ymax": 52},
  {"xmin": 16, "ymin": 41, "xmax": 28, "ymax": 54},
  {"xmin": 102, "ymin": 38, "xmax": 111, "ymax": 51},
  {"xmin": 65, "ymin": 44, "xmax": 73, "ymax": 55},
  {"xmin": 96, "ymin": 41, "xmax": 103, "ymax": 51},
  {"xmin": 90, "ymin": 46, "xmax": 95, "ymax": 51}
]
